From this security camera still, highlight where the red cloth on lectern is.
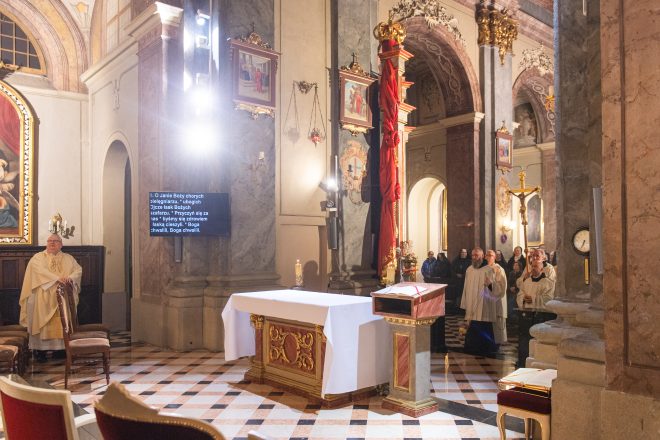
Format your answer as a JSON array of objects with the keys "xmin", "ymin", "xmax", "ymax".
[
  {"xmin": 0, "ymin": 97, "xmax": 19, "ymax": 156},
  {"xmin": 378, "ymin": 59, "xmax": 400, "ymax": 276}
]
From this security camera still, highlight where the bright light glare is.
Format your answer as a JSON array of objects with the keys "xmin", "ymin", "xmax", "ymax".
[
  {"xmin": 189, "ymin": 87, "xmax": 213, "ymax": 114},
  {"xmin": 326, "ymin": 177, "xmax": 338, "ymax": 192},
  {"xmin": 183, "ymin": 70, "xmax": 192, "ymax": 91},
  {"xmin": 184, "ymin": 123, "xmax": 216, "ymax": 153}
]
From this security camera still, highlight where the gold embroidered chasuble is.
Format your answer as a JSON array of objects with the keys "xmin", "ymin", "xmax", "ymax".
[{"xmin": 19, "ymin": 251, "xmax": 82, "ymax": 340}]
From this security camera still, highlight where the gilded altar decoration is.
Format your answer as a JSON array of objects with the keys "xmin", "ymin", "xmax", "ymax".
[
  {"xmin": 373, "ymin": 15, "xmax": 407, "ymax": 45},
  {"xmin": 476, "ymin": 1, "xmax": 518, "ymax": 65},
  {"xmin": 0, "ymin": 80, "xmax": 35, "ymax": 245},
  {"xmin": 340, "ymin": 140, "xmax": 368, "ymax": 205},
  {"xmin": 229, "ymin": 32, "xmax": 280, "ymax": 119},
  {"xmin": 268, "ymin": 325, "xmax": 315, "ymax": 372},
  {"xmin": 519, "ymin": 44, "xmax": 553, "ymax": 75},
  {"xmin": 389, "ymin": 0, "xmax": 465, "ymax": 46}
]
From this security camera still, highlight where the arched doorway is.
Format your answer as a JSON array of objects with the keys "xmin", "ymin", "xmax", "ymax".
[
  {"xmin": 408, "ymin": 177, "xmax": 446, "ymax": 277},
  {"xmin": 102, "ymin": 140, "xmax": 132, "ymax": 331},
  {"xmin": 401, "ymin": 16, "xmax": 482, "ymax": 258}
]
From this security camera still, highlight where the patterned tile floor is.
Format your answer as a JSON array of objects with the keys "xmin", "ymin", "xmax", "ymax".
[{"xmin": 17, "ymin": 315, "xmax": 524, "ymax": 440}]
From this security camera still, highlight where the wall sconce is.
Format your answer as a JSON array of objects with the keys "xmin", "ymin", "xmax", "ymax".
[
  {"xmin": 48, "ymin": 213, "xmax": 74, "ymax": 239},
  {"xmin": 195, "ymin": 10, "xmax": 210, "ymax": 26},
  {"xmin": 500, "ymin": 219, "xmax": 515, "ymax": 244},
  {"xmin": 248, "ymin": 151, "xmax": 266, "ymax": 174}
]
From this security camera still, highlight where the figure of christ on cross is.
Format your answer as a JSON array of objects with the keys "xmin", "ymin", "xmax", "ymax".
[{"xmin": 508, "ymin": 170, "xmax": 540, "ymax": 271}]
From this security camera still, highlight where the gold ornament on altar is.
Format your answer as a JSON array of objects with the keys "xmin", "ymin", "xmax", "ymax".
[{"xmin": 373, "ymin": 14, "xmax": 407, "ymax": 45}]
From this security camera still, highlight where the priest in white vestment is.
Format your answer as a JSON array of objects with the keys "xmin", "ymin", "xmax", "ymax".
[
  {"xmin": 517, "ymin": 250, "xmax": 555, "ymax": 310},
  {"xmin": 460, "ymin": 248, "xmax": 507, "ymax": 355},
  {"xmin": 19, "ymin": 234, "xmax": 82, "ymax": 361}
]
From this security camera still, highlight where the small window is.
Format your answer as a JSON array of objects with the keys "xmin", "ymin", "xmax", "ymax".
[
  {"xmin": 0, "ymin": 13, "xmax": 43, "ymax": 73},
  {"xmin": 105, "ymin": 0, "xmax": 131, "ymax": 54}
]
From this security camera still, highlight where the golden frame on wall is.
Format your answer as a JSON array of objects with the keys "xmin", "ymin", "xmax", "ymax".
[
  {"xmin": 495, "ymin": 126, "xmax": 513, "ymax": 171},
  {"xmin": 339, "ymin": 62, "xmax": 375, "ymax": 136},
  {"xmin": 0, "ymin": 80, "xmax": 35, "ymax": 245},
  {"xmin": 229, "ymin": 32, "xmax": 280, "ymax": 119}
]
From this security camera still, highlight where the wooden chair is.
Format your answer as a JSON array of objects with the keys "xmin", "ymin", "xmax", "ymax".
[
  {"xmin": 497, "ymin": 387, "xmax": 551, "ymax": 440},
  {"xmin": 95, "ymin": 382, "xmax": 227, "ymax": 440},
  {"xmin": 63, "ymin": 284, "xmax": 111, "ymax": 339},
  {"xmin": 0, "ymin": 375, "xmax": 96, "ymax": 440},
  {"xmin": 56, "ymin": 285, "xmax": 110, "ymax": 389}
]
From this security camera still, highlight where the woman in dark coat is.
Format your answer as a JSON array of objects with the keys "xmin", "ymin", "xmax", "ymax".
[{"xmin": 507, "ymin": 246, "xmax": 526, "ymax": 273}]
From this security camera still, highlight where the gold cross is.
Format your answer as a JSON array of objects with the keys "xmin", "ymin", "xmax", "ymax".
[{"xmin": 508, "ymin": 170, "xmax": 540, "ymax": 254}]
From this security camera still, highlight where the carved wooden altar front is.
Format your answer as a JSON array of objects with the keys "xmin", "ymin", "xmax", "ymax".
[{"xmin": 246, "ymin": 314, "xmax": 375, "ymax": 407}]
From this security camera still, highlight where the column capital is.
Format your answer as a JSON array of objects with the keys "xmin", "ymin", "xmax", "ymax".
[
  {"xmin": 127, "ymin": 1, "xmax": 183, "ymax": 42},
  {"xmin": 438, "ymin": 112, "xmax": 485, "ymax": 129}
]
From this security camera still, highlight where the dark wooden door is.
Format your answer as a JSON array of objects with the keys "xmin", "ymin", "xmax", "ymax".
[{"xmin": 0, "ymin": 246, "xmax": 104, "ymax": 325}]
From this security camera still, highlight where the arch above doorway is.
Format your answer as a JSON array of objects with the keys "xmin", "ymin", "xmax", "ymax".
[{"xmin": 403, "ymin": 17, "xmax": 482, "ymax": 116}]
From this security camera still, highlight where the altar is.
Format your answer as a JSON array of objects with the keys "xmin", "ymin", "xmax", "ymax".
[{"xmin": 222, "ymin": 290, "xmax": 391, "ymax": 406}]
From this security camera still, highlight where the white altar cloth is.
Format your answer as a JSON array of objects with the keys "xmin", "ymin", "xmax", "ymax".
[{"xmin": 222, "ymin": 290, "xmax": 391, "ymax": 396}]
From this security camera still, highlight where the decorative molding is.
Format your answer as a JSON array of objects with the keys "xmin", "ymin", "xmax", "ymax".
[
  {"xmin": 476, "ymin": 0, "xmax": 519, "ymax": 65},
  {"xmin": 438, "ymin": 111, "xmax": 485, "ymax": 128},
  {"xmin": 519, "ymin": 44, "xmax": 553, "ymax": 75},
  {"xmin": 390, "ymin": 0, "xmax": 466, "ymax": 46},
  {"xmin": 237, "ymin": 32, "xmax": 272, "ymax": 50}
]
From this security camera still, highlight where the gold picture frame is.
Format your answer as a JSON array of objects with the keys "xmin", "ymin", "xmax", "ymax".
[
  {"xmin": 229, "ymin": 33, "xmax": 279, "ymax": 119},
  {"xmin": 0, "ymin": 80, "xmax": 35, "ymax": 245}
]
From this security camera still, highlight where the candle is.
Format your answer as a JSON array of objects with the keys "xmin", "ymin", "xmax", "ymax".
[
  {"xmin": 48, "ymin": 219, "xmax": 52, "ymax": 231},
  {"xmin": 548, "ymin": 85, "xmax": 554, "ymax": 96},
  {"xmin": 64, "ymin": 220, "xmax": 67, "ymax": 230},
  {"xmin": 295, "ymin": 259, "xmax": 303, "ymax": 286},
  {"xmin": 56, "ymin": 220, "xmax": 60, "ymax": 231}
]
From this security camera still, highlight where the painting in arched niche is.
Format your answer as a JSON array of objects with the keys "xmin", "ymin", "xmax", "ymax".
[
  {"xmin": 514, "ymin": 102, "xmax": 538, "ymax": 148},
  {"xmin": 0, "ymin": 80, "xmax": 35, "ymax": 244}
]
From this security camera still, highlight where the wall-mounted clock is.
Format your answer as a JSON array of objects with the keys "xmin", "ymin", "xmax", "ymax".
[{"xmin": 572, "ymin": 227, "xmax": 590, "ymax": 255}]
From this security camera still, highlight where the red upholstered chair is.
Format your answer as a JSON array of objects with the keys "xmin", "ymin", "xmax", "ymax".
[
  {"xmin": 94, "ymin": 382, "xmax": 227, "ymax": 440},
  {"xmin": 0, "ymin": 376, "xmax": 96, "ymax": 440},
  {"xmin": 497, "ymin": 387, "xmax": 551, "ymax": 440}
]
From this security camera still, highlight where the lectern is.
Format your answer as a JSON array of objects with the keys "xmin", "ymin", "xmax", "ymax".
[{"xmin": 371, "ymin": 282, "xmax": 446, "ymax": 417}]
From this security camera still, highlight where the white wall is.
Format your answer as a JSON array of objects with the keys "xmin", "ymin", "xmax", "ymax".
[
  {"xmin": 275, "ymin": 0, "xmax": 330, "ymax": 287},
  {"xmin": 5, "ymin": 77, "xmax": 87, "ymax": 246}
]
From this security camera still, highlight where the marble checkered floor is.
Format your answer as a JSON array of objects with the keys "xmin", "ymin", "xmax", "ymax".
[{"xmin": 20, "ymin": 319, "xmax": 524, "ymax": 440}]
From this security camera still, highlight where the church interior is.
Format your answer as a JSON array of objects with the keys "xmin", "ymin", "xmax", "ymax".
[{"xmin": 0, "ymin": 0, "xmax": 657, "ymax": 439}]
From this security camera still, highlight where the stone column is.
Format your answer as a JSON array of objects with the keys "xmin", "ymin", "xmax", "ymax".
[
  {"xmin": 477, "ymin": 3, "xmax": 517, "ymax": 250},
  {"xmin": 530, "ymin": 1, "xmax": 606, "ymax": 439},
  {"xmin": 130, "ymin": 2, "xmax": 183, "ymax": 347},
  {"xmin": 328, "ymin": 0, "xmax": 380, "ymax": 295},
  {"xmin": 203, "ymin": 0, "xmax": 282, "ymax": 351},
  {"xmin": 599, "ymin": 0, "xmax": 660, "ymax": 436},
  {"xmin": 441, "ymin": 113, "xmax": 484, "ymax": 258},
  {"xmin": 538, "ymin": 142, "xmax": 557, "ymax": 251}
]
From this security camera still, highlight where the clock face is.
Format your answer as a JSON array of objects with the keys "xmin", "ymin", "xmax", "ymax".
[{"xmin": 572, "ymin": 228, "xmax": 590, "ymax": 255}]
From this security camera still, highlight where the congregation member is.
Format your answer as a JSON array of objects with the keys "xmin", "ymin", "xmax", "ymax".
[
  {"xmin": 19, "ymin": 234, "xmax": 82, "ymax": 363},
  {"xmin": 460, "ymin": 248, "xmax": 507, "ymax": 356},
  {"xmin": 507, "ymin": 245, "xmax": 526, "ymax": 273},
  {"xmin": 494, "ymin": 250, "xmax": 507, "ymax": 270},
  {"xmin": 517, "ymin": 249, "xmax": 556, "ymax": 310},
  {"xmin": 431, "ymin": 252, "xmax": 451, "ymax": 283},
  {"xmin": 507, "ymin": 260, "xmax": 524, "ymax": 321},
  {"xmin": 450, "ymin": 248, "xmax": 471, "ymax": 312},
  {"xmin": 421, "ymin": 251, "xmax": 436, "ymax": 283}
]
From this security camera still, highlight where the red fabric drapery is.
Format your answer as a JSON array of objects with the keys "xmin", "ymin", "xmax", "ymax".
[
  {"xmin": 0, "ymin": 96, "xmax": 19, "ymax": 156},
  {"xmin": 378, "ymin": 57, "xmax": 401, "ymax": 276}
]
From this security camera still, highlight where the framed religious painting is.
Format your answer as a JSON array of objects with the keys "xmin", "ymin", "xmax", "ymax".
[
  {"xmin": 526, "ymin": 194, "xmax": 543, "ymax": 246},
  {"xmin": 339, "ymin": 60, "xmax": 376, "ymax": 136},
  {"xmin": 0, "ymin": 80, "xmax": 35, "ymax": 244},
  {"xmin": 229, "ymin": 32, "xmax": 279, "ymax": 119},
  {"xmin": 495, "ymin": 126, "xmax": 513, "ymax": 171}
]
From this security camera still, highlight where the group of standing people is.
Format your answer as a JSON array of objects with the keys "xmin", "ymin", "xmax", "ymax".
[{"xmin": 422, "ymin": 245, "xmax": 557, "ymax": 357}]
